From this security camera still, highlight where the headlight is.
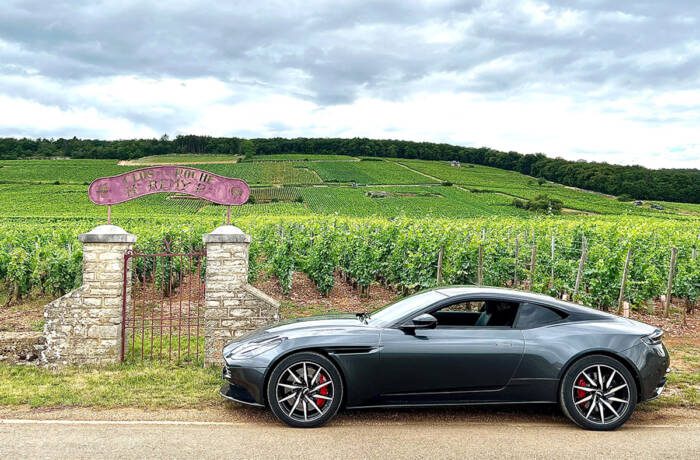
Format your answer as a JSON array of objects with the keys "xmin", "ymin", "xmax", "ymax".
[
  {"xmin": 642, "ymin": 329, "xmax": 664, "ymax": 346},
  {"xmin": 225, "ymin": 337, "xmax": 285, "ymax": 360}
]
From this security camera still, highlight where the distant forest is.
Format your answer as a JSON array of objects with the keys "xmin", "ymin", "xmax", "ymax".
[{"xmin": 1, "ymin": 135, "xmax": 698, "ymax": 204}]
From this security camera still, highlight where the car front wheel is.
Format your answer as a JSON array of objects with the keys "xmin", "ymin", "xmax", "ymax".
[
  {"xmin": 560, "ymin": 355, "xmax": 638, "ymax": 430},
  {"xmin": 266, "ymin": 351, "xmax": 343, "ymax": 428}
]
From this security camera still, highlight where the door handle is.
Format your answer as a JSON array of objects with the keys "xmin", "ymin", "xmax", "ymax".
[{"xmin": 496, "ymin": 341, "xmax": 513, "ymax": 347}]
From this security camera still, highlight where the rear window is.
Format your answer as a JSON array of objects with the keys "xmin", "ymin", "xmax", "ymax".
[{"xmin": 516, "ymin": 302, "xmax": 566, "ymax": 329}]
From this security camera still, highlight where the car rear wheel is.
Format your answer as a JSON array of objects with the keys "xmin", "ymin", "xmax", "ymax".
[
  {"xmin": 266, "ymin": 351, "xmax": 343, "ymax": 428},
  {"xmin": 560, "ymin": 355, "xmax": 637, "ymax": 431}
]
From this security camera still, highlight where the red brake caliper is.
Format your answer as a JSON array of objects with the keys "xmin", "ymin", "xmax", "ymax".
[
  {"xmin": 315, "ymin": 373, "xmax": 328, "ymax": 407},
  {"xmin": 576, "ymin": 378, "xmax": 588, "ymax": 402}
]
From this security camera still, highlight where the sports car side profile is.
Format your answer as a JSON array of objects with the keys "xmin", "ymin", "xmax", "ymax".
[{"xmin": 220, "ymin": 287, "xmax": 669, "ymax": 430}]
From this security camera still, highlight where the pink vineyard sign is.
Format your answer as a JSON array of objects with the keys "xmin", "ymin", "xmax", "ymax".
[{"xmin": 88, "ymin": 166, "xmax": 250, "ymax": 206}]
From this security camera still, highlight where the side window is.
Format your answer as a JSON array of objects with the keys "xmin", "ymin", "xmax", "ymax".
[
  {"xmin": 515, "ymin": 302, "xmax": 566, "ymax": 329},
  {"xmin": 440, "ymin": 301, "xmax": 484, "ymax": 313},
  {"xmin": 432, "ymin": 299, "xmax": 519, "ymax": 327}
]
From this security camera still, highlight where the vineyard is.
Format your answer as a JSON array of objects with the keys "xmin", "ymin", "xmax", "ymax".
[
  {"xmin": 0, "ymin": 216, "xmax": 698, "ymax": 312},
  {"xmin": 0, "ymin": 155, "xmax": 698, "ymax": 313},
  {"xmin": 2, "ymin": 157, "xmax": 700, "ymax": 219}
]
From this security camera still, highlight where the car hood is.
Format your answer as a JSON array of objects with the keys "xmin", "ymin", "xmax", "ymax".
[{"xmin": 231, "ymin": 314, "xmax": 368, "ymax": 343}]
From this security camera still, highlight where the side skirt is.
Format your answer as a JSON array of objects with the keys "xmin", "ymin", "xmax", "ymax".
[{"xmin": 346, "ymin": 401, "xmax": 557, "ymax": 410}]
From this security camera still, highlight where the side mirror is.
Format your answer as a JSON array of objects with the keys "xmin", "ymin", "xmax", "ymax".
[{"xmin": 400, "ymin": 313, "xmax": 437, "ymax": 333}]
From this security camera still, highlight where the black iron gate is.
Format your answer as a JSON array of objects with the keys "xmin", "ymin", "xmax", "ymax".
[{"xmin": 121, "ymin": 244, "xmax": 206, "ymax": 364}]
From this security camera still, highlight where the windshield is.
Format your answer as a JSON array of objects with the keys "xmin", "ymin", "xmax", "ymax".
[{"xmin": 367, "ymin": 290, "xmax": 446, "ymax": 327}]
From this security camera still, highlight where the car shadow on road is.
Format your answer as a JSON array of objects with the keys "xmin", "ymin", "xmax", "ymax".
[{"xmin": 225, "ymin": 401, "xmax": 568, "ymax": 427}]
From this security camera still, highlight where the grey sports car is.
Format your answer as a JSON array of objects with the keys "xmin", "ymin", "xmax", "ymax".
[{"xmin": 220, "ymin": 287, "xmax": 670, "ymax": 430}]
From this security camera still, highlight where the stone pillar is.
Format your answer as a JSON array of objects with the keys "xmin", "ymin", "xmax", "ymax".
[
  {"xmin": 42, "ymin": 225, "xmax": 136, "ymax": 366},
  {"xmin": 203, "ymin": 225, "xmax": 279, "ymax": 366}
]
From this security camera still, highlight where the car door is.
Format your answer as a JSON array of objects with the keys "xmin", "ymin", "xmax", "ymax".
[{"xmin": 377, "ymin": 298, "xmax": 524, "ymax": 403}]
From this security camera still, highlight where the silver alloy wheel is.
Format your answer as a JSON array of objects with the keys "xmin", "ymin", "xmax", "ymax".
[
  {"xmin": 572, "ymin": 364, "xmax": 631, "ymax": 425},
  {"xmin": 275, "ymin": 361, "xmax": 335, "ymax": 423}
]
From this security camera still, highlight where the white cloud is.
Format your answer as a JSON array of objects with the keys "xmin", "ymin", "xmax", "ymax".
[
  {"xmin": 0, "ymin": 0, "xmax": 698, "ymax": 169},
  {"xmin": 0, "ymin": 94, "xmax": 156, "ymax": 138}
]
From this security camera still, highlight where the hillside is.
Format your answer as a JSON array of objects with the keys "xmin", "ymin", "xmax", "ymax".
[
  {"xmin": 1, "ymin": 136, "xmax": 699, "ymax": 204},
  {"xmin": 1, "ymin": 154, "xmax": 698, "ymax": 315},
  {"xmin": 0, "ymin": 156, "xmax": 698, "ymax": 220}
]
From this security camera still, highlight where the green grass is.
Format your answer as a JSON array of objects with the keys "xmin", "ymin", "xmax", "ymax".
[
  {"xmin": 641, "ymin": 341, "xmax": 700, "ymax": 409},
  {"xmin": 124, "ymin": 331, "xmax": 205, "ymax": 366},
  {"xmin": 130, "ymin": 154, "xmax": 240, "ymax": 164},
  {"xmin": 0, "ymin": 345, "xmax": 696, "ymax": 410},
  {"xmin": 0, "ymin": 363, "xmax": 221, "ymax": 408}
]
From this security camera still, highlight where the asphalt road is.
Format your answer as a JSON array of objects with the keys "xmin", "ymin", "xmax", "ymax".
[{"xmin": 1, "ymin": 413, "xmax": 699, "ymax": 459}]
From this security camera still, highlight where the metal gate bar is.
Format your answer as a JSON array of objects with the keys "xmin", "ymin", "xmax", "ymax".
[{"xmin": 121, "ymin": 247, "xmax": 205, "ymax": 364}]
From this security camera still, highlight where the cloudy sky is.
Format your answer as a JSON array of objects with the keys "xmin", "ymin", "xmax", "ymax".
[{"xmin": 1, "ymin": 0, "xmax": 699, "ymax": 168}]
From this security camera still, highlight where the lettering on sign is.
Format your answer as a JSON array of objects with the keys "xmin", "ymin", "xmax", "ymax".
[{"xmin": 88, "ymin": 166, "xmax": 250, "ymax": 206}]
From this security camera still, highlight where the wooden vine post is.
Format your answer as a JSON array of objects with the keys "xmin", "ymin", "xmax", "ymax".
[
  {"xmin": 477, "ymin": 229, "xmax": 485, "ymax": 286},
  {"xmin": 513, "ymin": 236, "xmax": 520, "ymax": 287},
  {"xmin": 436, "ymin": 246, "xmax": 444, "ymax": 285},
  {"xmin": 573, "ymin": 235, "xmax": 587, "ymax": 302},
  {"xmin": 528, "ymin": 242, "xmax": 537, "ymax": 291},
  {"xmin": 477, "ymin": 244, "xmax": 484, "ymax": 286},
  {"xmin": 550, "ymin": 234, "xmax": 555, "ymax": 289},
  {"xmin": 663, "ymin": 247, "xmax": 678, "ymax": 317},
  {"xmin": 617, "ymin": 248, "xmax": 632, "ymax": 314}
]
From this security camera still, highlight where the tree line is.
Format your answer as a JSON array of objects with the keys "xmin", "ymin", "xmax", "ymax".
[{"xmin": 1, "ymin": 135, "xmax": 698, "ymax": 203}]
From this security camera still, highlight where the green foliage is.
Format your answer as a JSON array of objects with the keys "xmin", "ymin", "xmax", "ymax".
[
  {"xmin": 270, "ymin": 226, "xmax": 295, "ymax": 294},
  {"xmin": 0, "ymin": 215, "xmax": 698, "ymax": 309},
  {"xmin": 513, "ymin": 194, "xmax": 563, "ymax": 214},
  {"xmin": 304, "ymin": 231, "xmax": 337, "ymax": 295}
]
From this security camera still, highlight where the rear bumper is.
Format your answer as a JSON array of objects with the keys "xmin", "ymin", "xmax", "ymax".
[
  {"xmin": 220, "ymin": 365, "xmax": 267, "ymax": 406},
  {"xmin": 646, "ymin": 367, "xmax": 670, "ymax": 401},
  {"xmin": 620, "ymin": 341, "xmax": 671, "ymax": 402}
]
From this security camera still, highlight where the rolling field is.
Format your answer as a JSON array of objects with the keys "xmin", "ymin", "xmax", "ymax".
[
  {"xmin": 0, "ymin": 154, "xmax": 698, "ymax": 314},
  {"xmin": 0, "ymin": 156, "xmax": 698, "ymax": 218}
]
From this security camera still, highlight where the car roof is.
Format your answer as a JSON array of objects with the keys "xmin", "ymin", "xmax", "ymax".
[{"xmin": 433, "ymin": 286, "xmax": 610, "ymax": 318}]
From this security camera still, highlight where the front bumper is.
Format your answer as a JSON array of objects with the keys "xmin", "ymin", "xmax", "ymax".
[{"xmin": 220, "ymin": 365, "xmax": 267, "ymax": 406}]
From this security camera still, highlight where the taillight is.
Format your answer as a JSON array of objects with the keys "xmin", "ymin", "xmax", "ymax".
[{"xmin": 642, "ymin": 329, "xmax": 664, "ymax": 346}]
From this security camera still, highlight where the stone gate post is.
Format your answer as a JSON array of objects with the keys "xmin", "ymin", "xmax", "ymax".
[
  {"xmin": 203, "ymin": 225, "xmax": 279, "ymax": 366},
  {"xmin": 42, "ymin": 225, "xmax": 135, "ymax": 366}
]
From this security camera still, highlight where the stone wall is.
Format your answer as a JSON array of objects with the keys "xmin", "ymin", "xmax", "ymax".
[
  {"xmin": 203, "ymin": 225, "xmax": 279, "ymax": 365},
  {"xmin": 41, "ymin": 225, "xmax": 135, "ymax": 366},
  {"xmin": 0, "ymin": 332, "xmax": 44, "ymax": 364},
  {"xmin": 40, "ymin": 223, "xmax": 278, "ymax": 367}
]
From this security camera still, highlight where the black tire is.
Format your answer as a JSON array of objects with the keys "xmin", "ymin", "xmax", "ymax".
[
  {"xmin": 560, "ymin": 354, "xmax": 637, "ymax": 431},
  {"xmin": 266, "ymin": 351, "xmax": 343, "ymax": 428}
]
